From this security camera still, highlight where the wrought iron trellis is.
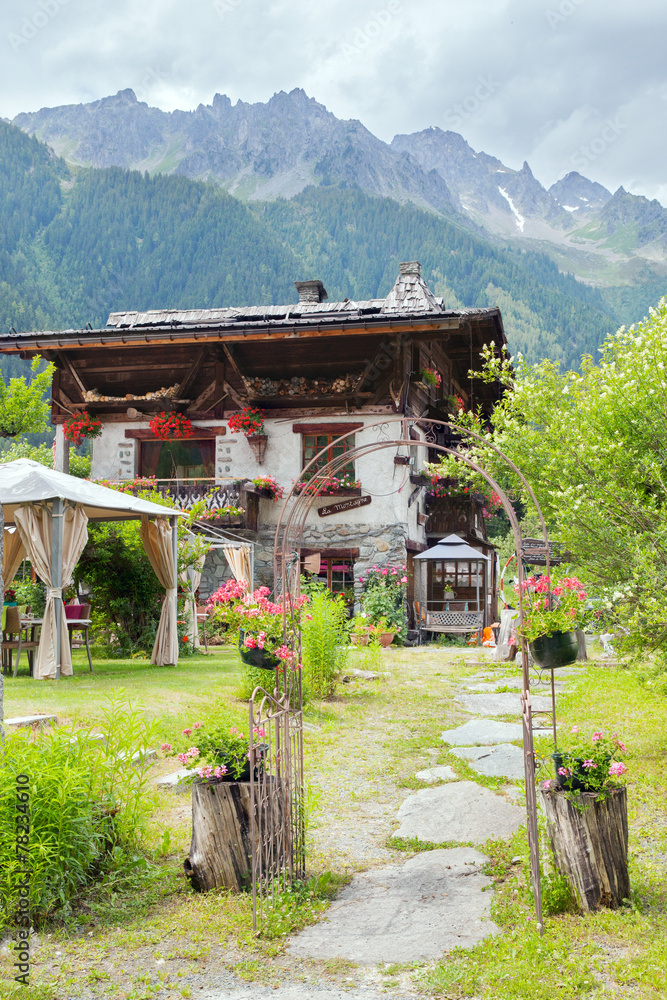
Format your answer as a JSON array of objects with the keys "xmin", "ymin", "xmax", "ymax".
[{"xmin": 254, "ymin": 415, "xmax": 553, "ymax": 935}]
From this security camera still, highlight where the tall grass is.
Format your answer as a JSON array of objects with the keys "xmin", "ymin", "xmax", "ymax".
[
  {"xmin": 301, "ymin": 591, "xmax": 349, "ymax": 700},
  {"xmin": 0, "ymin": 696, "xmax": 158, "ymax": 928}
]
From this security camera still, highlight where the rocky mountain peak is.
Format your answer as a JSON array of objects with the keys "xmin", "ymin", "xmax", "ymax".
[{"xmin": 549, "ymin": 171, "xmax": 612, "ymax": 212}]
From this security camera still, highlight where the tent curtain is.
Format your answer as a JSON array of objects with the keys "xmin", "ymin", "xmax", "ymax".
[
  {"xmin": 223, "ymin": 544, "xmax": 252, "ymax": 588},
  {"xmin": 179, "ymin": 554, "xmax": 204, "ymax": 649},
  {"xmin": 14, "ymin": 504, "xmax": 88, "ymax": 680},
  {"xmin": 141, "ymin": 517, "xmax": 178, "ymax": 665},
  {"xmin": 3, "ymin": 527, "xmax": 26, "ymax": 585}
]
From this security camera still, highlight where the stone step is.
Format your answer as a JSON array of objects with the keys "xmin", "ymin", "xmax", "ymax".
[
  {"xmin": 155, "ymin": 768, "xmax": 196, "ymax": 792},
  {"xmin": 449, "ymin": 743, "xmax": 526, "ymax": 781},
  {"xmin": 414, "ymin": 765, "xmax": 458, "ymax": 784},
  {"xmin": 4, "ymin": 714, "xmax": 57, "ymax": 728},
  {"xmin": 395, "ymin": 780, "xmax": 524, "ymax": 844}
]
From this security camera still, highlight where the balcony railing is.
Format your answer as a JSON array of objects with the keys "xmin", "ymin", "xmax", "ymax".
[{"xmin": 113, "ymin": 478, "xmax": 257, "ymax": 529}]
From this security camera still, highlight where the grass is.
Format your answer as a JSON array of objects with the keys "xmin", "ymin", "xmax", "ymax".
[{"xmin": 1, "ymin": 645, "xmax": 666, "ymax": 998}]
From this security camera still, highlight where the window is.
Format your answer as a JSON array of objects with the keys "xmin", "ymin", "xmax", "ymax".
[
  {"xmin": 303, "ymin": 556, "xmax": 355, "ymax": 607},
  {"xmin": 302, "ymin": 433, "xmax": 355, "ymax": 477},
  {"xmin": 139, "ymin": 438, "xmax": 215, "ymax": 481}
]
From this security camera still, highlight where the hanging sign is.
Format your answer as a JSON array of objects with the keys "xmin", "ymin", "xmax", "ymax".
[{"xmin": 318, "ymin": 495, "xmax": 372, "ymax": 518}]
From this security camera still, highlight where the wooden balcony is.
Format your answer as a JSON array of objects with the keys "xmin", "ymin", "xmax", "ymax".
[{"xmin": 120, "ymin": 478, "xmax": 259, "ymax": 530}]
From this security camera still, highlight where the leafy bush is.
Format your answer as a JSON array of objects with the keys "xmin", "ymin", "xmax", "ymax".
[
  {"xmin": 301, "ymin": 590, "xmax": 349, "ymax": 700},
  {"xmin": 359, "ymin": 564, "xmax": 408, "ymax": 641},
  {"xmin": 0, "ymin": 698, "xmax": 158, "ymax": 929}
]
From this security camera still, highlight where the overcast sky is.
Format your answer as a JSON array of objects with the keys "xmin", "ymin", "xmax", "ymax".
[{"xmin": 3, "ymin": 0, "xmax": 666, "ymax": 203}]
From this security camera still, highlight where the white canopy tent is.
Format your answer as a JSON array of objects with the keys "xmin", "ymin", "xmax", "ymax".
[{"xmin": 0, "ymin": 459, "xmax": 185, "ymax": 678}]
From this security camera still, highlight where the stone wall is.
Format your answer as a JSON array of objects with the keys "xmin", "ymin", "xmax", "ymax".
[{"xmin": 198, "ymin": 522, "xmax": 407, "ymax": 600}]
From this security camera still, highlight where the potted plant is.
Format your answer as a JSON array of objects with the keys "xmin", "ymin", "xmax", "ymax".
[
  {"xmin": 238, "ymin": 628, "xmax": 291, "ymax": 670},
  {"xmin": 416, "ymin": 366, "xmax": 442, "ymax": 389},
  {"xmin": 294, "ymin": 474, "xmax": 361, "ymax": 496},
  {"xmin": 348, "ymin": 614, "xmax": 375, "ymax": 646},
  {"xmin": 540, "ymin": 726, "xmax": 630, "ymax": 912},
  {"xmin": 517, "ymin": 574, "xmax": 588, "ymax": 668},
  {"xmin": 251, "ymin": 475, "xmax": 284, "ymax": 500},
  {"xmin": 228, "ymin": 407, "xmax": 267, "ymax": 464},
  {"xmin": 375, "ymin": 615, "xmax": 398, "ymax": 647},
  {"xmin": 3, "ymin": 588, "xmax": 17, "ymax": 607},
  {"xmin": 163, "ymin": 721, "xmax": 268, "ymax": 783},
  {"xmin": 148, "ymin": 411, "xmax": 194, "ymax": 440},
  {"xmin": 63, "ymin": 411, "xmax": 103, "ymax": 446}
]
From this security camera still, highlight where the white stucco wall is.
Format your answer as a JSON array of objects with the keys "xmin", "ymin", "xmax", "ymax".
[{"xmin": 91, "ymin": 415, "xmax": 429, "ymax": 593}]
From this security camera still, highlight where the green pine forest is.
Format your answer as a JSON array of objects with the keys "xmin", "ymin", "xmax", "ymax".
[{"xmin": 0, "ymin": 118, "xmax": 656, "ymax": 381}]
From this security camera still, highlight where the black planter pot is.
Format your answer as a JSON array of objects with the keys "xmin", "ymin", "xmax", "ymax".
[
  {"xmin": 238, "ymin": 630, "xmax": 280, "ymax": 670},
  {"xmin": 530, "ymin": 630, "xmax": 578, "ymax": 669},
  {"xmin": 552, "ymin": 752, "xmax": 611, "ymax": 792}
]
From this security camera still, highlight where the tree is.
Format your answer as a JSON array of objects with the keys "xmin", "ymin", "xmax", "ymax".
[
  {"xmin": 0, "ymin": 357, "xmax": 54, "ymax": 438},
  {"xmin": 430, "ymin": 298, "xmax": 667, "ymax": 661}
]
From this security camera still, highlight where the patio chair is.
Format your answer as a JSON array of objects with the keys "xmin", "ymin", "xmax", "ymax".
[
  {"xmin": 196, "ymin": 604, "xmax": 210, "ymax": 652},
  {"xmin": 66, "ymin": 603, "xmax": 93, "ymax": 672},
  {"xmin": 2, "ymin": 606, "xmax": 40, "ymax": 677}
]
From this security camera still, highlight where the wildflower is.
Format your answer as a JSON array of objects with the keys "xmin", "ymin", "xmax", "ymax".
[
  {"xmin": 182, "ymin": 728, "xmax": 193, "ymax": 736},
  {"xmin": 592, "ymin": 731, "xmax": 604, "ymax": 742},
  {"xmin": 160, "ymin": 743, "xmax": 173, "ymax": 753},
  {"xmin": 193, "ymin": 721, "xmax": 204, "ymax": 730},
  {"xmin": 609, "ymin": 761, "xmax": 628, "ymax": 777},
  {"xmin": 571, "ymin": 726, "xmax": 580, "ymax": 734}
]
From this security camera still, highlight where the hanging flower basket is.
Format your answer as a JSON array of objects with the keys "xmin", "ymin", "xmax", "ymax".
[
  {"xmin": 530, "ymin": 630, "xmax": 579, "ymax": 669},
  {"xmin": 63, "ymin": 411, "xmax": 103, "ymax": 446},
  {"xmin": 148, "ymin": 412, "xmax": 194, "ymax": 440},
  {"xmin": 238, "ymin": 629, "xmax": 280, "ymax": 670},
  {"xmin": 247, "ymin": 434, "xmax": 268, "ymax": 465},
  {"xmin": 228, "ymin": 407, "xmax": 265, "ymax": 437}
]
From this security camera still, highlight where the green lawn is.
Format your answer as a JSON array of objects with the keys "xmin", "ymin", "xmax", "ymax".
[{"xmin": 1, "ymin": 647, "xmax": 666, "ymax": 999}]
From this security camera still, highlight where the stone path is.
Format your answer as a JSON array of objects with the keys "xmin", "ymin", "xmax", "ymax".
[
  {"xmin": 289, "ymin": 848, "xmax": 498, "ymax": 964},
  {"xmin": 288, "ymin": 653, "xmax": 586, "ymax": 966}
]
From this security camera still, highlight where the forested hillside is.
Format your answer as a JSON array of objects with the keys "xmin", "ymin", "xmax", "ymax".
[{"xmin": 0, "ymin": 119, "xmax": 621, "ymax": 380}]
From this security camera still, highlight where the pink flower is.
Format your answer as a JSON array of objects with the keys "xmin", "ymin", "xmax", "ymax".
[
  {"xmin": 305, "ymin": 614, "xmax": 313, "ymax": 621},
  {"xmin": 160, "ymin": 743, "xmax": 173, "ymax": 752},
  {"xmin": 182, "ymin": 728, "xmax": 193, "ymax": 737},
  {"xmin": 243, "ymin": 635, "xmax": 257, "ymax": 648},
  {"xmin": 193, "ymin": 721, "xmax": 204, "ymax": 730},
  {"xmin": 609, "ymin": 762, "xmax": 628, "ymax": 777},
  {"xmin": 582, "ymin": 759, "xmax": 597, "ymax": 769},
  {"xmin": 400, "ymin": 576, "xmax": 408, "ymax": 583},
  {"xmin": 381, "ymin": 568, "xmax": 388, "ymax": 576},
  {"xmin": 571, "ymin": 726, "xmax": 580, "ymax": 734},
  {"xmin": 592, "ymin": 731, "xmax": 604, "ymax": 742},
  {"xmin": 214, "ymin": 765, "xmax": 228, "ymax": 778},
  {"xmin": 542, "ymin": 780, "xmax": 552, "ymax": 790},
  {"xmin": 558, "ymin": 766, "xmax": 571, "ymax": 777},
  {"xmin": 198, "ymin": 765, "xmax": 214, "ymax": 779}
]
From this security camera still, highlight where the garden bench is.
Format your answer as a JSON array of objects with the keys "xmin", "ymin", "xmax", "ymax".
[{"xmin": 414, "ymin": 602, "xmax": 484, "ymax": 645}]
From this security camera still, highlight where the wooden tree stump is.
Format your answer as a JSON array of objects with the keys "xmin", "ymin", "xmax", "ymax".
[
  {"xmin": 184, "ymin": 778, "xmax": 286, "ymax": 892},
  {"xmin": 540, "ymin": 785, "xmax": 629, "ymax": 911}
]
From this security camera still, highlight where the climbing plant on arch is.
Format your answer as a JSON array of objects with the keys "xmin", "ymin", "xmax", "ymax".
[{"xmin": 247, "ymin": 416, "xmax": 554, "ymax": 933}]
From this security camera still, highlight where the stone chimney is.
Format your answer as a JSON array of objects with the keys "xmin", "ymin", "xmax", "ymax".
[{"xmin": 294, "ymin": 279, "xmax": 328, "ymax": 303}]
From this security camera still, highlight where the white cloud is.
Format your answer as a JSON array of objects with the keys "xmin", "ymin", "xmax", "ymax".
[{"xmin": 1, "ymin": 0, "xmax": 665, "ymax": 203}]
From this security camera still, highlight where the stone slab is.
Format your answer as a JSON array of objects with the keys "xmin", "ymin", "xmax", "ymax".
[
  {"xmin": 415, "ymin": 765, "xmax": 458, "ymax": 783},
  {"xmin": 155, "ymin": 768, "xmax": 195, "ymax": 792},
  {"xmin": 458, "ymin": 692, "xmax": 553, "ymax": 715},
  {"xmin": 449, "ymin": 744, "xmax": 526, "ymax": 781},
  {"xmin": 465, "ymin": 679, "xmax": 523, "ymax": 691},
  {"xmin": 4, "ymin": 714, "xmax": 57, "ymax": 728},
  {"xmin": 441, "ymin": 719, "xmax": 523, "ymax": 745},
  {"xmin": 288, "ymin": 848, "xmax": 498, "ymax": 963},
  {"xmin": 394, "ymin": 781, "xmax": 524, "ymax": 844}
]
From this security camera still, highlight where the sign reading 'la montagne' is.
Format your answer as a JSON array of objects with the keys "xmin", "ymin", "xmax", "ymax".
[{"xmin": 318, "ymin": 495, "xmax": 372, "ymax": 518}]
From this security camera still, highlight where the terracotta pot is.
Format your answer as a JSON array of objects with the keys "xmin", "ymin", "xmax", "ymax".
[
  {"xmin": 350, "ymin": 634, "xmax": 370, "ymax": 646},
  {"xmin": 378, "ymin": 632, "xmax": 396, "ymax": 647}
]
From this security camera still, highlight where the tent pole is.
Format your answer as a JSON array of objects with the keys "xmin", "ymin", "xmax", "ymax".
[
  {"xmin": 52, "ymin": 498, "xmax": 64, "ymax": 680},
  {"xmin": 170, "ymin": 516, "xmax": 178, "ymax": 638}
]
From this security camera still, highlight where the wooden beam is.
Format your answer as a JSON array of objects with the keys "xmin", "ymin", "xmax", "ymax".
[
  {"xmin": 221, "ymin": 344, "xmax": 245, "ymax": 384},
  {"xmin": 224, "ymin": 381, "xmax": 247, "ymax": 408},
  {"xmin": 57, "ymin": 352, "xmax": 88, "ymax": 401},
  {"xmin": 292, "ymin": 422, "xmax": 363, "ymax": 434},
  {"xmin": 124, "ymin": 428, "xmax": 226, "ymax": 440},
  {"xmin": 176, "ymin": 348, "xmax": 209, "ymax": 400},
  {"xmin": 186, "ymin": 380, "xmax": 217, "ymax": 414}
]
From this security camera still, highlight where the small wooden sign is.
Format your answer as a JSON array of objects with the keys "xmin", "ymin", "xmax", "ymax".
[{"xmin": 318, "ymin": 494, "xmax": 372, "ymax": 518}]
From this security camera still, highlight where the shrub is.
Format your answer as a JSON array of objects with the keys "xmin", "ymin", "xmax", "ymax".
[
  {"xmin": 0, "ymin": 698, "xmax": 158, "ymax": 929},
  {"xmin": 301, "ymin": 590, "xmax": 349, "ymax": 700}
]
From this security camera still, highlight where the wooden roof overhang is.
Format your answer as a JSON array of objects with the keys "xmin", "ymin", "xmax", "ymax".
[{"xmin": 0, "ymin": 308, "xmax": 506, "ymax": 421}]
